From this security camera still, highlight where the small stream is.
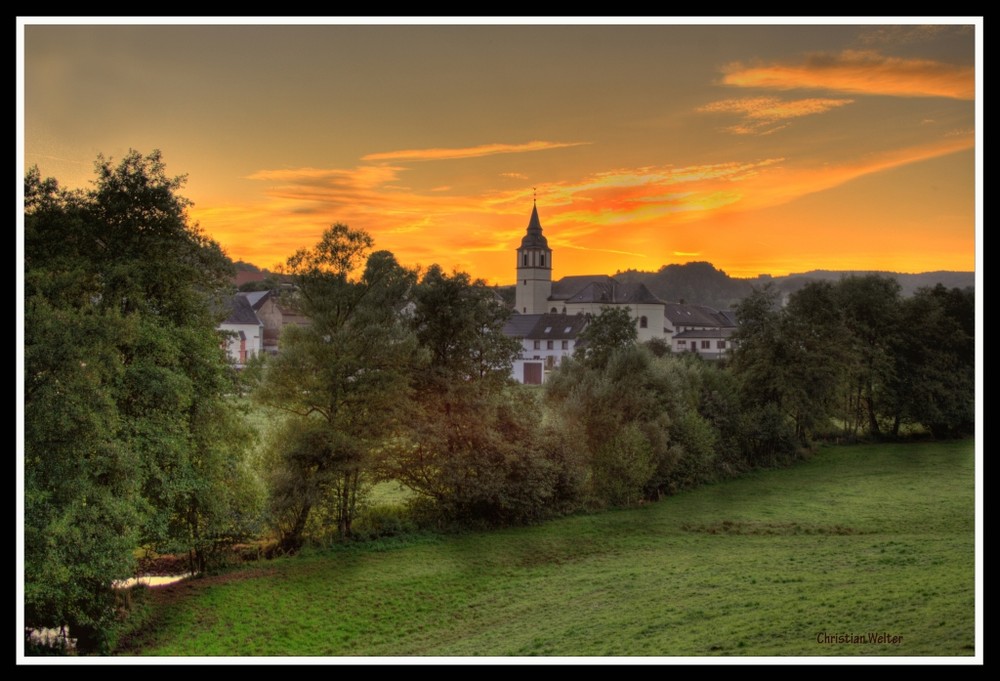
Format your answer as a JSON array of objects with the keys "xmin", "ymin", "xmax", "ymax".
[{"xmin": 114, "ymin": 572, "xmax": 193, "ymax": 588}]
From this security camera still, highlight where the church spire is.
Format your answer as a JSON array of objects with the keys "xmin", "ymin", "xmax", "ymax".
[
  {"xmin": 520, "ymin": 200, "xmax": 548, "ymax": 249},
  {"xmin": 515, "ymin": 196, "xmax": 553, "ymax": 314}
]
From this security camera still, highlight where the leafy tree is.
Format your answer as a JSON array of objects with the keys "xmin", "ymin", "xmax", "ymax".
[
  {"xmin": 548, "ymin": 346, "xmax": 691, "ymax": 505},
  {"xmin": 835, "ymin": 275, "xmax": 902, "ymax": 437},
  {"xmin": 884, "ymin": 285, "xmax": 975, "ymax": 437},
  {"xmin": 726, "ymin": 285, "xmax": 806, "ymax": 461},
  {"xmin": 24, "ymin": 151, "xmax": 260, "ymax": 652},
  {"xmin": 377, "ymin": 266, "xmax": 584, "ymax": 525},
  {"xmin": 409, "ymin": 265, "xmax": 521, "ymax": 392},
  {"xmin": 731, "ymin": 282, "xmax": 850, "ymax": 447},
  {"xmin": 254, "ymin": 225, "xmax": 421, "ymax": 548},
  {"xmin": 382, "ymin": 386, "xmax": 585, "ymax": 525},
  {"xmin": 575, "ymin": 305, "xmax": 638, "ymax": 369}
]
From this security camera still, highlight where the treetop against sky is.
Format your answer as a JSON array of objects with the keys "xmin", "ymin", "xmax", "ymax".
[{"xmin": 21, "ymin": 20, "xmax": 979, "ymax": 283}]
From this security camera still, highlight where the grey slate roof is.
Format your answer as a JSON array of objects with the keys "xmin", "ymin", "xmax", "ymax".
[
  {"xmin": 673, "ymin": 327, "xmax": 736, "ymax": 339},
  {"xmin": 244, "ymin": 290, "xmax": 271, "ymax": 310},
  {"xmin": 549, "ymin": 275, "xmax": 617, "ymax": 301},
  {"xmin": 562, "ymin": 280, "xmax": 665, "ymax": 306},
  {"xmin": 663, "ymin": 303, "xmax": 736, "ymax": 328},
  {"xmin": 526, "ymin": 313, "xmax": 589, "ymax": 340},
  {"xmin": 502, "ymin": 313, "xmax": 544, "ymax": 338},
  {"xmin": 223, "ymin": 293, "xmax": 264, "ymax": 326},
  {"xmin": 502, "ymin": 313, "xmax": 588, "ymax": 340},
  {"xmin": 716, "ymin": 309, "xmax": 739, "ymax": 326},
  {"xmin": 519, "ymin": 203, "xmax": 549, "ymax": 249}
]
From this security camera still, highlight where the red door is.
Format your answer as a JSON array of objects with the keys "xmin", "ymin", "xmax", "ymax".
[{"xmin": 523, "ymin": 362, "xmax": 543, "ymax": 385}]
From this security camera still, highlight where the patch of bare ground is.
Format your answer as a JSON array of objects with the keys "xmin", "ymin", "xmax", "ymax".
[{"xmin": 681, "ymin": 520, "xmax": 865, "ymax": 535}]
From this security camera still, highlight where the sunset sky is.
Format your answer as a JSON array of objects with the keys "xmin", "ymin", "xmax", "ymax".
[{"xmin": 20, "ymin": 19, "xmax": 980, "ymax": 284}]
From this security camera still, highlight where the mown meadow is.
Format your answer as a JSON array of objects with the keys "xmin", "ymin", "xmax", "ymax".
[{"xmin": 124, "ymin": 439, "xmax": 975, "ymax": 657}]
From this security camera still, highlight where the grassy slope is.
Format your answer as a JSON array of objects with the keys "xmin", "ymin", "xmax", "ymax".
[{"xmin": 130, "ymin": 440, "xmax": 974, "ymax": 657}]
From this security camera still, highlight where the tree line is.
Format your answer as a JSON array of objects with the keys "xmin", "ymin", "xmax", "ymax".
[{"xmin": 23, "ymin": 152, "xmax": 975, "ymax": 653}]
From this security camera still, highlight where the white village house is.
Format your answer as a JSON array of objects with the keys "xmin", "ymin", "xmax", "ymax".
[
  {"xmin": 503, "ymin": 202, "xmax": 738, "ymax": 383},
  {"xmin": 218, "ymin": 292, "xmax": 266, "ymax": 367},
  {"xmin": 664, "ymin": 303, "xmax": 738, "ymax": 359},
  {"xmin": 218, "ymin": 289, "xmax": 310, "ymax": 366}
]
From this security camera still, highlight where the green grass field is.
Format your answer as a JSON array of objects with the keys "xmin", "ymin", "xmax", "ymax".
[{"xmin": 126, "ymin": 440, "xmax": 975, "ymax": 657}]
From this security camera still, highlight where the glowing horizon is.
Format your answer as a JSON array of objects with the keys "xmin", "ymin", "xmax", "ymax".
[{"xmin": 22, "ymin": 22, "xmax": 978, "ymax": 286}]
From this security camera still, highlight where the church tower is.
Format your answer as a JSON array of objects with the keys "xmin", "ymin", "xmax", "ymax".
[{"xmin": 515, "ymin": 200, "xmax": 553, "ymax": 314}]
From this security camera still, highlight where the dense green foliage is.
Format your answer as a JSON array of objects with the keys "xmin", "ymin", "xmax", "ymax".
[
  {"xmin": 377, "ymin": 266, "xmax": 585, "ymax": 526},
  {"xmin": 731, "ymin": 277, "xmax": 975, "ymax": 444},
  {"xmin": 126, "ymin": 440, "xmax": 974, "ymax": 657},
  {"xmin": 24, "ymin": 151, "xmax": 262, "ymax": 652},
  {"xmin": 253, "ymin": 225, "xmax": 422, "ymax": 549},
  {"xmin": 574, "ymin": 304, "xmax": 638, "ymax": 369}
]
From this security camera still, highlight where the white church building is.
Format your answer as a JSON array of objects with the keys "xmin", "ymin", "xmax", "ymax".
[{"xmin": 504, "ymin": 201, "xmax": 736, "ymax": 383}]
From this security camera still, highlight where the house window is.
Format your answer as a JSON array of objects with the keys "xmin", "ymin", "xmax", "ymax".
[
  {"xmin": 717, "ymin": 340, "xmax": 727, "ymax": 349},
  {"xmin": 533, "ymin": 340, "xmax": 540, "ymax": 350},
  {"xmin": 523, "ymin": 254, "xmax": 528, "ymax": 267},
  {"xmin": 639, "ymin": 316, "xmax": 648, "ymax": 329},
  {"xmin": 561, "ymin": 340, "xmax": 569, "ymax": 350},
  {"xmin": 701, "ymin": 340, "xmax": 711, "ymax": 349},
  {"xmin": 551, "ymin": 307, "xmax": 558, "ymax": 313},
  {"xmin": 540, "ymin": 254, "xmax": 545, "ymax": 267},
  {"xmin": 547, "ymin": 340, "xmax": 554, "ymax": 350},
  {"xmin": 678, "ymin": 340, "xmax": 686, "ymax": 346},
  {"xmin": 545, "ymin": 356, "xmax": 555, "ymax": 369}
]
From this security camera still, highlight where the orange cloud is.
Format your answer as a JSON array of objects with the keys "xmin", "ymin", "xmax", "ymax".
[
  {"xmin": 361, "ymin": 140, "xmax": 589, "ymax": 162},
  {"xmin": 698, "ymin": 96, "xmax": 854, "ymax": 134},
  {"xmin": 195, "ymin": 131, "xmax": 973, "ymax": 284},
  {"xmin": 722, "ymin": 50, "xmax": 974, "ymax": 100}
]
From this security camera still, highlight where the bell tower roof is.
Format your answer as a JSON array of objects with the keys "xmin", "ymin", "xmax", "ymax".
[{"xmin": 519, "ymin": 201, "xmax": 549, "ymax": 249}]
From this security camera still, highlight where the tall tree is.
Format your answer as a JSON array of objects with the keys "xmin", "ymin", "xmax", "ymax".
[
  {"xmin": 835, "ymin": 275, "xmax": 902, "ymax": 437},
  {"xmin": 409, "ymin": 265, "xmax": 521, "ymax": 393},
  {"xmin": 255, "ymin": 225, "xmax": 421, "ymax": 548},
  {"xmin": 24, "ymin": 151, "xmax": 259, "ymax": 652},
  {"xmin": 885, "ymin": 285, "xmax": 975, "ymax": 437},
  {"xmin": 575, "ymin": 305, "xmax": 638, "ymax": 369},
  {"xmin": 377, "ymin": 266, "xmax": 584, "ymax": 525}
]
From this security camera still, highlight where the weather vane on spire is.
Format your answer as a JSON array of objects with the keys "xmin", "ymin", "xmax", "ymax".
[{"xmin": 533, "ymin": 186, "xmax": 536, "ymax": 204}]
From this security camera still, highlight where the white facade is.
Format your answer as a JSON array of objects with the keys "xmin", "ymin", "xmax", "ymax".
[
  {"xmin": 219, "ymin": 321, "xmax": 263, "ymax": 365},
  {"xmin": 562, "ymin": 301, "xmax": 666, "ymax": 343},
  {"xmin": 671, "ymin": 329, "xmax": 735, "ymax": 359}
]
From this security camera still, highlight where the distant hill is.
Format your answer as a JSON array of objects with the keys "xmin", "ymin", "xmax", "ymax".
[
  {"xmin": 766, "ymin": 270, "xmax": 976, "ymax": 299},
  {"xmin": 616, "ymin": 262, "xmax": 752, "ymax": 310},
  {"xmin": 613, "ymin": 263, "xmax": 973, "ymax": 309}
]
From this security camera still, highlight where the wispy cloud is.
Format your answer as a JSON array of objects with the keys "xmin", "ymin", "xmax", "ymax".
[
  {"xmin": 361, "ymin": 140, "xmax": 589, "ymax": 162},
  {"xmin": 196, "ymin": 131, "xmax": 972, "ymax": 281},
  {"xmin": 722, "ymin": 50, "xmax": 974, "ymax": 100},
  {"xmin": 698, "ymin": 96, "xmax": 853, "ymax": 135},
  {"xmin": 500, "ymin": 172, "xmax": 529, "ymax": 180},
  {"xmin": 245, "ymin": 164, "xmax": 404, "ymax": 189}
]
